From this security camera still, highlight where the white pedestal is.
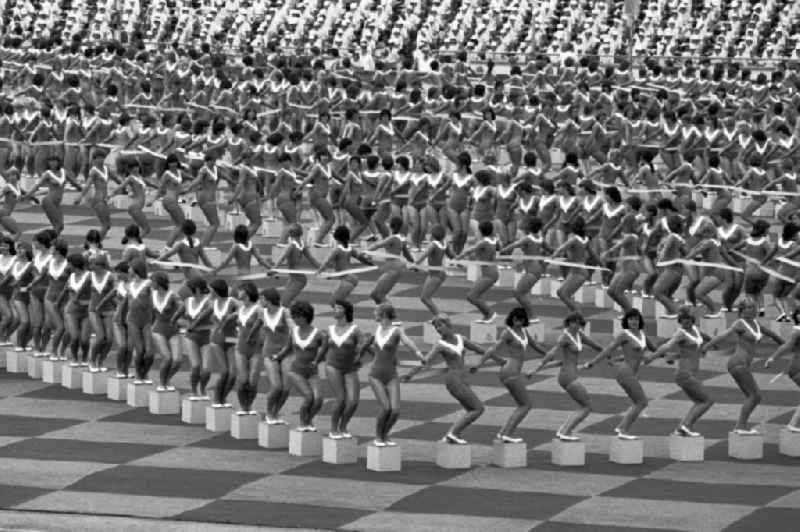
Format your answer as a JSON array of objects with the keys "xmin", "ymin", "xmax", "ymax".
[
  {"xmin": 181, "ymin": 397, "xmax": 209, "ymax": 424},
  {"xmin": 551, "ymin": 439, "xmax": 586, "ymax": 466},
  {"xmin": 27, "ymin": 355, "xmax": 44, "ymax": 379},
  {"xmin": 0, "ymin": 349, "xmax": 4, "ymax": 368},
  {"xmin": 609, "ymin": 437, "xmax": 644, "ymax": 464},
  {"xmin": 669, "ymin": 433, "xmax": 705, "ymax": 461},
  {"xmin": 206, "ymin": 405, "xmax": 233, "ymax": 432},
  {"xmin": 42, "ymin": 359, "xmax": 63, "ymax": 384},
  {"xmin": 549, "ymin": 280, "xmax": 561, "ymax": 299},
  {"xmin": 633, "ymin": 296, "xmax": 656, "ymax": 316},
  {"xmin": 149, "ymin": 390, "xmax": 180, "ymax": 415},
  {"xmin": 367, "ymin": 443, "xmax": 402, "ymax": 472},
  {"xmin": 82, "ymin": 371, "xmax": 108, "ymax": 395},
  {"xmin": 423, "ymin": 322, "xmax": 438, "ymax": 344},
  {"xmin": 258, "ymin": 422, "xmax": 290, "ymax": 449},
  {"xmin": 61, "ymin": 365, "xmax": 83, "ymax": 390},
  {"xmin": 491, "ymin": 441, "xmax": 527, "ymax": 468},
  {"xmin": 107, "ymin": 376, "xmax": 128, "ymax": 401},
  {"xmin": 231, "ymin": 412, "xmax": 259, "ymax": 439},
  {"xmin": 224, "ymin": 212, "xmax": 247, "ymax": 231},
  {"xmin": 728, "ymin": 431, "xmax": 764, "ymax": 460},
  {"xmin": 466, "ymin": 264, "xmax": 480, "ymax": 282},
  {"xmin": 126, "ymin": 382, "xmax": 153, "ymax": 407},
  {"xmin": 470, "ymin": 322, "xmax": 497, "ymax": 343},
  {"xmin": 575, "ymin": 286, "xmax": 596, "ymax": 305},
  {"xmin": 700, "ymin": 315, "xmax": 726, "ymax": 336},
  {"xmin": 497, "ymin": 267, "xmax": 515, "ymax": 288},
  {"xmin": 657, "ymin": 317, "xmax": 678, "ymax": 338},
  {"xmin": 435, "ymin": 441, "xmax": 471, "ymax": 469},
  {"xmin": 527, "ymin": 321, "xmax": 546, "ymax": 341},
  {"xmin": 112, "ymin": 196, "xmax": 131, "ymax": 209},
  {"xmin": 6, "ymin": 350, "xmax": 28, "ymax": 373},
  {"xmin": 595, "ymin": 289, "xmax": 614, "ymax": 309},
  {"xmin": 779, "ymin": 428, "xmax": 800, "ymax": 457},
  {"xmin": 260, "ymin": 219, "xmax": 283, "ymax": 238},
  {"xmin": 289, "ymin": 429, "xmax": 323, "ymax": 457},
  {"xmin": 532, "ymin": 277, "xmax": 550, "ymax": 296},
  {"xmin": 756, "ymin": 203, "xmax": 774, "ymax": 218},
  {"xmin": 323, "ymin": 436, "xmax": 359, "ymax": 464}
]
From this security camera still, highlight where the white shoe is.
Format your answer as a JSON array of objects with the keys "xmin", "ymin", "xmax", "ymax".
[
  {"xmin": 373, "ymin": 439, "xmax": 387, "ymax": 447},
  {"xmin": 133, "ymin": 379, "xmax": 144, "ymax": 385},
  {"xmin": 236, "ymin": 410, "xmax": 249, "ymax": 415},
  {"xmin": 341, "ymin": 431, "xmax": 353, "ymax": 439},
  {"xmin": 307, "ymin": 425, "xmax": 317, "ymax": 432},
  {"xmin": 617, "ymin": 432, "xmax": 640, "ymax": 440},
  {"xmin": 115, "ymin": 372, "xmax": 127, "ymax": 378},
  {"xmin": 443, "ymin": 432, "xmax": 467, "ymax": 445},
  {"xmin": 329, "ymin": 432, "xmax": 343, "ymax": 440},
  {"xmin": 556, "ymin": 432, "xmax": 580, "ymax": 441},
  {"xmin": 166, "ymin": 385, "xmax": 176, "ymax": 391},
  {"xmin": 499, "ymin": 434, "xmax": 523, "ymax": 443},
  {"xmin": 734, "ymin": 428, "xmax": 759, "ymax": 435},
  {"xmin": 156, "ymin": 386, "xmax": 167, "ymax": 392},
  {"xmin": 787, "ymin": 425, "xmax": 800, "ymax": 433},
  {"xmin": 676, "ymin": 425, "xmax": 700, "ymax": 437},
  {"xmin": 385, "ymin": 439, "xmax": 398, "ymax": 447}
]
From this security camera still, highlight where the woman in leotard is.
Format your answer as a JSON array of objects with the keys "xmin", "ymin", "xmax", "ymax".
[
  {"xmin": 272, "ymin": 223, "xmax": 321, "ymax": 307},
  {"xmin": 367, "ymin": 216, "xmax": 415, "ymax": 304},
  {"xmin": 8, "ymin": 242, "xmax": 34, "ymax": 352},
  {"xmin": 536, "ymin": 313, "xmax": 603, "ymax": 440},
  {"xmin": 156, "ymin": 220, "xmax": 214, "ymax": 295},
  {"xmin": 584, "ymin": 309, "xmax": 657, "ymax": 438},
  {"xmin": 213, "ymin": 225, "xmax": 272, "ymax": 275},
  {"xmin": 500, "ymin": 217, "xmax": 549, "ymax": 319},
  {"xmin": 404, "ymin": 315, "xmax": 487, "ymax": 444},
  {"xmin": 551, "ymin": 217, "xmax": 596, "ymax": 312},
  {"xmin": 59, "ymin": 254, "xmax": 92, "ymax": 366},
  {"xmin": 76, "ymin": 151, "xmax": 112, "ymax": 238},
  {"xmin": 0, "ymin": 168, "xmax": 22, "ymax": 239},
  {"xmin": 717, "ymin": 207, "xmax": 747, "ymax": 312},
  {"xmin": 0, "ymin": 237, "xmax": 18, "ymax": 346},
  {"xmin": 126, "ymin": 259, "xmax": 154, "ymax": 383},
  {"xmin": 275, "ymin": 300, "xmax": 328, "ymax": 432},
  {"xmin": 261, "ymin": 287, "xmax": 292, "ymax": 425},
  {"xmin": 21, "ymin": 155, "xmax": 77, "ymax": 234},
  {"xmin": 445, "ymin": 152, "xmax": 473, "ymax": 254},
  {"xmin": 109, "ymin": 161, "xmax": 152, "ymax": 238},
  {"xmin": 182, "ymin": 153, "xmax": 222, "ymax": 247},
  {"xmin": 644, "ymin": 306, "xmax": 714, "ymax": 437},
  {"xmin": 182, "ymin": 277, "xmax": 213, "ymax": 399},
  {"xmin": 652, "ymin": 214, "xmax": 687, "ymax": 317},
  {"xmin": 601, "ymin": 198, "xmax": 642, "ymax": 314},
  {"xmin": 702, "ymin": 299, "xmax": 783, "ymax": 434},
  {"xmin": 96, "ymin": 262, "xmax": 131, "ymax": 377},
  {"xmin": 473, "ymin": 307, "xmax": 547, "ymax": 442},
  {"xmin": 299, "ymin": 147, "xmax": 336, "ymax": 247},
  {"xmin": 29, "ymin": 230, "xmax": 54, "ymax": 356},
  {"xmin": 206, "ymin": 279, "xmax": 238, "ymax": 407},
  {"xmin": 454, "ymin": 220, "xmax": 499, "ymax": 322},
  {"xmin": 316, "ymin": 225, "xmax": 375, "ymax": 305},
  {"xmin": 325, "ymin": 300, "xmax": 367, "ymax": 439},
  {"xmin": 233, "ymin": 282, "xmax": 263, "ymax": 414},
  {"xmin": 43, "ymin": 238, "xmax": 70, "ymax": 360},
  {"xmin": 364, "ymin": 303, "xmax": 424, "ymax": 446},
  {"xmin": 734, "ymin": 220, "xmax": 776, "ymax": 312},
  {"xmin": 415, "ymin": 224, "xmax": 452, "ymax": 315},
  {"xmin": 150, "ymin": 271, "xmax": 182, "ymax": 391},
  {"xmin": 765, "ymin": 309, "xmax": 800, "ymax": 432},
  {"xmin": 147, "ymin": 154, "xmax": 187, "ymax": 247}
]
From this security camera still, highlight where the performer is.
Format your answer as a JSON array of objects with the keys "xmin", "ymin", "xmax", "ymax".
[
  {"xmin": 233, "ymin": 282, "xmax": 263, "ymax": 414},
  {"xmin": 702, "ymin": 299, "xmax": 783, "ymax": 434},
  {"xmin": 272, "ymin": 223, "xmax": 321, "ymax": 306},
  {"xmin": 499, "ymin": 217, "xmax": 548, "ymax": 319},
  {"xmin": 207, "ymin": 279, "xmax": 238, "ymax": 408},
  {"xmin": 76, "ymin": 151, "xmax": 112, "ymax": 238},
  {"xmin": 0, "ymin": 168, "xmax": 22, "ymax": 239},
  {"xmin": 584, "ymin": 309, "xmax": 657, "ymax": 438},
  {"xmin": 404, "ymin": 315, "xmax": 486, "ymax": 444},
  {"xmin": 551, "ymin": 217, "xmax": 595, "ymax": 312},
  {"xmin": 415, "ymin": 224, "xmax": 452, "ymax": 315},
  {"xmin": 29, "ymin": 230, "xmax": 54, "ymax": 356},
  {"xmin": 150, "ymin": 271, "xmax": 182, "ymax": 391},
  {"xmin": 325, "ymin": 300, "xmax": 366, "ymax": 438},
  {"xmin": 645, "ymin": 307, "xmax": 714, "ymax": 437},
  {"xmin": 8, "ymin": 242, "xmax": 34, "ymax": 352},
  {"xmin": 182, "ymin": 278, "xmax": 213, "ymax": 399},
  {"xmin": 276, "ymin": 300, "xmax": 328, "ymax": 432},
  {"xmin": 60, "ymin": 254, "xmax": 92, "ymax": 366},
  {"xmin": 367, "ymin": 217, "xmax": 414, "ymax": 304},
  {"xmin": 473, "ymin": 307, "xmax": 547, "ymax": 442},
  {"xmin": 126, "ymin": 259, "xmax": 154, "ymax": 382},
  {"xmin": 261, "ymin": 287, "xmax": 292, "ymax": 425},
  {"xmin": 454, "ymin": 220, "xmax": 499, "ymax": 322},
  {"xmin": 316, "ymin": 225, "xmax": 375, "ymax": 304},
  {"xmin": 765, "ymin": 311, "xmax": 800, "ymax": 432},
  {"xmin": 365, "ymin": 303, "xmax": 424, "ymax": 446},
  {"xmin": 536, "ymin": 313, "xmax": 603, "ymax": 440},
  {"xmin": 214, "ymin": 225, "xmax": 272, "ymax": 275}
]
